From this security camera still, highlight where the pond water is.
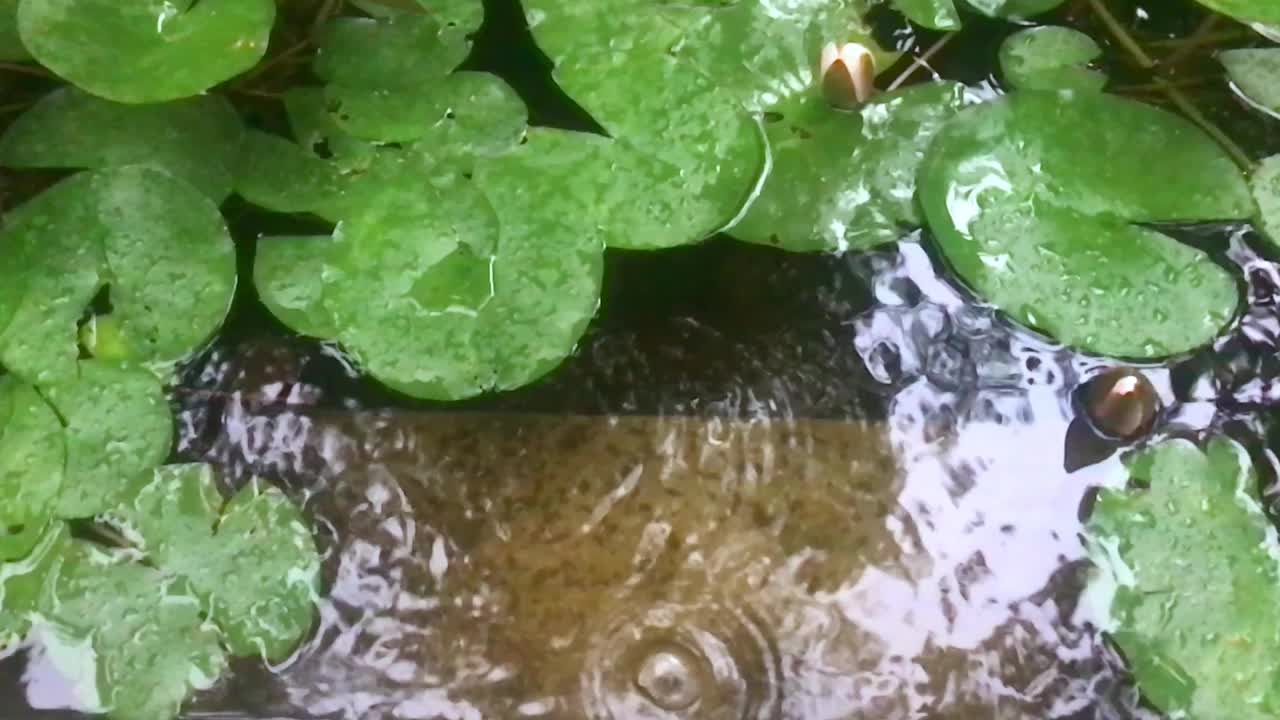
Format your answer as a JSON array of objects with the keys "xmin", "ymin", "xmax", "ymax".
[{"xmin": 4, "ymin": 1, "xmax": 1280, "ymax": 719}]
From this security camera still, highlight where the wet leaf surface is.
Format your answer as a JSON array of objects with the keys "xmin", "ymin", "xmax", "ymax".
[
  {"xmin": 0, "ymin": 380, "xmax": 63, "ymax": 545},
  {"xmin": 0, "ymin": 88, "xmax": 244, "ymax": 201},
  {"xmin": 0, "ymin": 166, "xmax": 236, "ymax": 382},
  {"xmin": 892, "ymin": 0, "xmax": 962, "ymax": 30},
  {"xmin": 1193, "ymin": 0, "xmax": 1280, "ymax": 26},
  {"xmin": 999, "ymin": 26, "xmax": 1106, "ymax": 93},
  {"xmin": 1086, "ymin": 438, "xmax": 1280, "ymax": 720},
  {"xmin": 733, "ymin": 82, "xmax": 975, "ymax": 252},
  {"xmin": 1253, "ymin": 154, "xmax": 1280, "ymax": 246},
  {"xmin": 1221, "ymin": 48, "xmax": 1280, "ymax": 116},
  {"xmin": 919, "ymin": 90, "xmax": 1252, "ymax": 358},
  {"xmin": 16, "ymin": 0, "xmax": 275, "ymax": 103}
]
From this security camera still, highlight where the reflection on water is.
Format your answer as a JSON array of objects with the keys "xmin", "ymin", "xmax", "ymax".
[{"xmin": 18, "ymin": 229, "xmax": 1280, "ymax": 718}]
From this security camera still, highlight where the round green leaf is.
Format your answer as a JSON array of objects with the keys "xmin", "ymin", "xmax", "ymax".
[
  {"xmin": 42, "ymin": 539, "xmax": 227, "ymax": 720},
  {"xmin": 0, "ymin": 378, "xmax": 64, "ymax": 531},
  {"xmin": 253, "ymin": 236, "xmax": 342, "ymax": 339},
  {"xmin": 0, "ymin": 524, "xmax": 65, "ymax": 649},
  {"xmin": 734, "ymin": 82, "xmax": 975, "ymax": 252},
  {"xmin": 892, "ymin": 0, "xmax": 961, "ymax": 30},
  {"xmin": 0, "ymin": 88, "xmax": 244, "ymax": 201},
  {"xmin": 1086, "ymin": 438, "xmax": 1280, "ymax": 720},
  {"xmin": 0, "ymin": 166, "xmax": 236, "ymax": 382},
  {"xmin": 919, "ymin": 90, "xmax": 1252, "ymax": 358},
  {"xmin": 1221, "ymin": 48, "xmax": 1280, "ymax": 117},
  {"xmin": 525, "ymin": 0, "xmax": 885, "ymax": 247},
  {"xmin": 999, "ymin": 26, "xmax": 1106, "ymax": 93},
  {"xmin": 16, "ymin": 0, "xmax": 275, "ymax": 103},
  {"xmin": 0, "ymin": 0, "xmax": 29, "ymax": 61},
  {"xmin": 1193, "ymin": 0, "xmax": 1280, "ymax": 27},
  {"xmin": 42, "ymin": 361, "xmax": 172, "ymax": 519},
  {"xmin": 1253, "ymin": 154, "xmax": 1280, "ymax": 247},
  {"xmin": 110, "ymin": 464, "xmax": 321, "ymax": 662},
  {"xmin": 963, "ymin": 0, "xmax": 1065, "ymax": 17}
]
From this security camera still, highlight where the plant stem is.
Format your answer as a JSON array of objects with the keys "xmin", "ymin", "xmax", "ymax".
[
  {"xmin": 887, "ymin": 33, "xmax": 955, "ymax": 92},
  {"xmin": 1086, "ymin": 0, "xmax": 1155, "ymax": 69}
]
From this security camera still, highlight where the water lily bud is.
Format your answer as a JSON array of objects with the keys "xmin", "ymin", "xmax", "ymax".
[
  {"xmin": 820, "ymin": 41, "xmax": 877, "ymax": 110},
  {"xmin": 1083, "ymin": 367, "xmax": 1160, "ymax": 441}
]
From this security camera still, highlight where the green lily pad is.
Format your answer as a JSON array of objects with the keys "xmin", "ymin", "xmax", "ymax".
[
  {"xmin": 0, "ymin": 88, "xmax": 244, "ymax": 201},
  {"xmin": 0, "ymin": 378, "xmax": 65, "ymax": 533},
  {"xmin": 1192, "ymin": 0, "xmax": 1280, "ymax": 27},
  {"xmin": 0, "ymin": 0, "xmax": 28, "ymax": 61},
  {"xmin": 526, "ymin": 0, "xmax": 893, "ymax": 247},
  {"xmin": 42, "ymin": 361, "xmax": 172, "ymax": 519},
  {"xmin": 1253, "ymin": 154, "xmax": 1280, "ymax": 246},
  {"xmin": 0, "ymin": 524, "xmax": 65, "ymax": 649},
  {"xmin": 963, "ymin": 0, "xmax": 1065, "ymax": 18},
  {"xmin": 918, "ymin": 90, "xmax": 1252, "ymax": 358},
  {"xmin": 1085, "ymin": 438, "xmax": 1280, "ymax": 720},
  {"xmin": 999, "ymin": 26, "xmax": 1106, "ymax": 93},
  {"xmin": 255, "ymin": 130, "xmax": 605, "ymax": 399},
  {"xmin": 892, "ymin": 0, "xmax": 962, "ymax": 30},
  {"xmin": 16, "ymin": 0, "xmax": 275, "ymax": 103},
  {"xmin": 0, "ymin": 166, "xmax": 236, "ymax": 383},
  {"xmin": 42, "ymin": 538, "xmax": 227, "ymax": 720},
  {"xmin": 733, "ymin": 81, "xmax": 975, "ymax": 252},
  {"xmin": 108, "ymin": 464, "xmax": 321, "ymax": 661},
  {"xmin": 1221, "ymin": 48, "xmax": 1280, "ymax": 116}
]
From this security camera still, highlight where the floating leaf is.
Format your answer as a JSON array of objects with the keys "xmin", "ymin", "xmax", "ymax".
[
  {"xmin": 0, "ymin": 0, "xmax": 28, "ymax": 61},
  {"xmin": 16, "ymin": 0, "xmax": 275, "ymax": 103},
  {"xmin": 999, "ymin": 26, "xmax": 1105, "ymax": 93},
  {"xmin": 1192, "ymin": 0, "xmax": 1280, "ymax": 27},
  {"xmin": 919, "ymin": 90, "xmax": 1252, "ymax": 358},
  {"xmin": 733, "ymin": 81, "xmax": 975, "ymax": 252},
  {"xmin": 0, "ymin": 88, "xmax": 244, "ymax": 201},
  {"xmin": 0, "ymin": 378, "xmax": 65, "ymax": 533},
  {"xmin": 1085, "ymin": 438, "xmax": 1280, "ymax": 720},
  {"xmin": 962, "ymin": 0, "xmax": 1065, "ymax": 18},
  {"xmin": 110, "ymin": 464, "xmax": 321, "ymax": 661},
  {"xmin": 0, "ymin": 166, "xmax": 236, "ymax": 382},
  {"xmin": 255, "ymin": 130, "xmax": 605, "ymax": 399},
  {"xmin": 524, "ymin": 0, "xmax": 897, "ymax": 247},
  {"xmin": 1221, "ymin": 48, "xmax": 1280, "ymax": 117},
  {"xmin": 1253, "ymin": 154, "xmax": 1280, "ymax": 246},
  {"xmin": 42, "ymin": 538, "xmax": 227, "ymax": 720},
  {"xmin": 42, "ymin": 361, "xmax": 172, "ymax": 519},
  {"xmin": 0, "ymin": 524, "xmax": 65, "ymax": 648},
  {"xmin": 892, "ymin": 0, "xmax": 961, "ymax": 30}
]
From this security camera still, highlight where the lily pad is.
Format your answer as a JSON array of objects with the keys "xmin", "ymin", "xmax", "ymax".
[
  {"xmin": 255, "ymin": 129, "xmax": 605, "ymax": 399},
  {"xmin": 0, "ymin": 378, "xmax": 65, "ymax": 534},
  {"xmin": 0, "ymin": 0, "xmax": 28, "ymax": 61},
  {"xmin": 0, "ymin": 524, "xmax": 65, "ymax": 648},
  {"xmin": 0, "ymin": 165, "xmax": 236, "ymax": 383},
  {"xmin": 109, "ymin": 464, "xmax": 321, "ymax": 661},
  {"xmin": 892, "ymin": 0, "xmax": 961, "ymax": 30},
  {"xmin": 42, "ymin": 538, "xmax": 228, "ymax": 720},
  {"xmin": 0, "ymin": 88, "xmax": 244, "ymax": 201},
  {"xmin": 1192, "ymin": 0, "xmax": 1280, "ymax": 27},
  {"xmin": 1085, "ymin": 438, "xmax": 1280, "ymax": 720},
  {"xmin": 1253, "ymin": 154, "xmax": 1280, "ymax": 246},
  {"xmin": 918, "ymin": 90, "xmax": 1252, "ymax": 358},
  {"xmin": 733, "ymin": 81, "xmax": 975, "ymax": 252},
  {"xmin": 42, "ymin": 361, "xmax": 172, "ymax": 519},
  {"xmin": 999, "ymin": 26, "xmax": 1106, "ymax": 93},
  {"xmin": 16, "ymin": 0, "xmax": 275, "ymax": 103},
  {"xmin": 1221, "ymin": 48, "xmax": 1280, "ymax": 117},
  {"xmin": 525, "ymin": 0, "xmax": 894, "ymax": 247},
  {"xmin": 963, "ymin": 0, "xmax": 1065, "ymax": 18}
]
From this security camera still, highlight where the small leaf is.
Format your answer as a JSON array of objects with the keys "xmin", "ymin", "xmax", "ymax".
[
  {"xmin": 0, "ymin": 378, "xmax": 65, "ymax": 531},
  {"xmin": 0, "ymin": 524, "xmax": 65, "ymax": 649},
  {"xmin": 734, "ymin": 82, "xmax": 975, "ymax": 252},
  {"xmin": 253, "ymin": 236, "xmax": 342, "ymax": 339},
  {"xmin": 963, "ymin": 0, "xmax": 1066, "ymax": 17},
  {"xmin": 919, "ymin": 90, "xmax": 1252, "ymax": 358},
  {"xmin": 1221, "ymin": 48, "xmax": 1280, "ymax": 117},
  {"xmin": 0, "ymin": 166, "xmax": 236, "ymax": 382},
  {"xmin": 999, "ymin": 26, "xmax": 1106, "ymax": 93},
  {"xmin": 42, "ymin": 539, "xmax": 227, "ymax": 720},
  {"xmin": 0, "ymin": 88, "xmax": 244, "ymax": 201},
  {"xmin": 892, "ymin": 0, "xmax": 961, "ymax": 30},
  {"xmin": 1085, "ymin": 438, "xmax": 1280, "ymax": 720},
  {"xmin": 110, "ymin": 465, "xmax": 321, "ymax": 662},
  {"xmin": 16, "ymin": 0, "xmax": 275, "ymax": 103},
  {"xmin": 1253, "ymin": 154, "xmax": 1280, "ymax": 247},
  {"xmin": 1192, "ymin": 0, "xmax": 1280, "ymax": 27},
  {"xmin": 42, "ymin": 361, "xmax": 172, "ymax": 519}
]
